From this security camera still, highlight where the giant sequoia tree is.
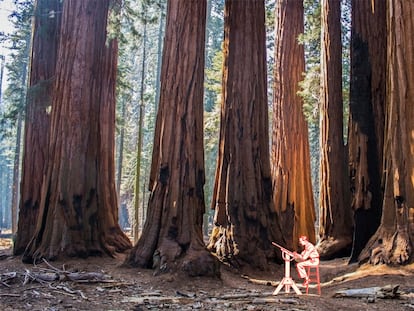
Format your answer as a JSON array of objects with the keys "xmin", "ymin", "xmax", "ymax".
[
  {"xmin": 207, "ymin": 0, "xmax": 284, "ymax": 269},
  {"xmin": 125, "ymin": 0, "xmax": 218, "ymax": 277},
  {"xmin": 348, "ymin": 0, "xmax": 386, "ymax": 262},
  {"xmin": 23, "ymin": 0, "xmax": 131, "ymax": 262},
  {"xmin": 317, "ymin": 0, "xmax": 353, "ymax": 259},
  {"xmin": 360, "ymin": 0, "xmax": 414, "ymax": 265},
  {"xmin": 14, "ymin": 0, "xmax": 62, "ymax": 255},
  {"xmin": 271, "ymin": 0, "xmax": 315, "ymax": 250}
]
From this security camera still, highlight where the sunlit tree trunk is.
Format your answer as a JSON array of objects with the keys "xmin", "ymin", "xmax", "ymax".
[
  {"xmin": 125, "ymin": 0, "xmax": 219, "ymax": 277},
  {"xmin": 359, "ymin": 0, "xmax": 414, "ymax": 265},
  {"xmin": 23, "ymin": 0, "xmax": 131, "ymax": 262},
  {"xmin": 14, "ymin": 0, "xmax": 62, "ymax": 255},
  {"xmin": 272, "ymin": 0, "xmax": 315, "ymax": 250},
  {"xmin": 347, "ymin": 0, "xmax": 386, "ymax": 262},
  {"xmin": 207, "ymin": 0, "xmax": 284, "ymax": 269},
  {"xmin": 317, "ymin": 0, "xmax": 353, "ymax": 259}
]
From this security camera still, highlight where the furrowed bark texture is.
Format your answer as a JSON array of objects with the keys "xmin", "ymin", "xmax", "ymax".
[
  {"xmin": 359, "ymin": 0, "xmax": 414, "ymax": 265},
  {"xmin": 14, "ymin": 0, "xmax": 62, "ymax": 255},
  {"xmin": 348, "ymin": 0, "xmax": 386, "ymax": 262},
  {"xmin": 23, "ymin": 0, "xmax": 131, "ymax": 262},
  {"xmin": 272, "ymin": 0, "xmax": 315, "ymax": 251},
  {"xmin": 208, "ymin": 0, "xmax": 284, "ymax": 269},
  {"xmin": 125, "ymin": 0, "xmax": 219, "ymax": 277},
  {"xmin": 317, "ymin": 0, "xmax": 353, "ymax": 259}
]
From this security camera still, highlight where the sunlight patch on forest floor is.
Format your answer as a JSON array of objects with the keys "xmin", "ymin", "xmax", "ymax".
[
  {"xmin": 327, "ymin": 262, "xmax": 414, "ymax": 285},
  {"xmin": 0, "ymin": 230, "xmax": 12, "ymax": 250}
]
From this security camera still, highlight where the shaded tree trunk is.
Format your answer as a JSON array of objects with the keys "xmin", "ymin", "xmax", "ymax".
[
  {"xmin": 23, "ymin": 0, "xmax": 131, "ymax": 262},
  {"xmin": 14, "ymin": 0, "xmax": 62, "ymax": 255},
  {"xmin": 11, "ymin": 32, "xmax": 31, "ymax": 236},
  {"xmin": 347, "ymin": 0, "xmax": 386, "ymax": 262},
  {"xmin": 98, "ymin": 37, "xmax": 132, "ymax": 255},
  {"xmin": 207, "ymin": 0, "xmax": 284, "ymax": 269},
  {"xmin": 317, "ymin": 0, "xmax": 353, "ymax": 259},
  {"xmin": 359, "ymin": 0, "xmax": 414, "ymax": 266},
  {"xmin": 125, "ymin": 0, "xmax": 218, "ymax": 277},
  {"xmin": 11, "ymin": 113, "xmax": 23, "ymax": 235},
  {"xmin": 272, "ymin": 0, "xmax": 315, "ymax": 250}
]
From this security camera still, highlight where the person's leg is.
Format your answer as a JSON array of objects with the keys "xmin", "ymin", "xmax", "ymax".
[{"xmin": 296, "ymin": 261, "xmax": 310, "ymax": 285}]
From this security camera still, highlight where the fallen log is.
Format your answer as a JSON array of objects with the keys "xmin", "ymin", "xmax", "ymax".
[{"xmin": 333, "ymin": 284, "xmax": 400, "ymax": 299}]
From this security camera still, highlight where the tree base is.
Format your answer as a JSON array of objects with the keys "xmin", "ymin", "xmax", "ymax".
[
  {"xmin": 317, "ymin": 236, "xmax": 352, "ymax": 260},
  {"xmin": 359, "ymin": 228, "xmax": 412, "ymax": 265},
  {"xmin": 180, "ymin": 249, "xmax": 221, "ymax": 277}
]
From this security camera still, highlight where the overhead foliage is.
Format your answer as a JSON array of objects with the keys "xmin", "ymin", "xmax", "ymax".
[
  {"xmin": 298, "ymin": 0, "xmax": 321, "ymax": 124},
  {"xmin": 0, "ymin": 0, "xmax": 33, "ymax": 137}
]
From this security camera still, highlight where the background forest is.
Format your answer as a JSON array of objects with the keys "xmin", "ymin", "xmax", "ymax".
[
  {"xmin": 0, "ymin": 0, "xmax": 413, "ymax": 276},
  {"xmin": 0, "ymin": 0, "xmax": 326, "ymax": 244}
]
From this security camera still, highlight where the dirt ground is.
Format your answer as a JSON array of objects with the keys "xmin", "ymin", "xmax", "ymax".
[{"xmin": 1, "ymin": 237, "xmax": 414, "ymax": 311}]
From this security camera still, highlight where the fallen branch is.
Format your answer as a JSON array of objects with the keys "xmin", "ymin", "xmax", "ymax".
[
  {"xmin": 0, "ymin": 293, "xmax": 20, "ymax": 297},
  {"xmin": 0, "ymin": 272, "xmax": 17, "ymax": 287},
  {"xmin": 62, "ymin": 271, "xmax": 112, "ymax": 282},
  {"xmin": 50, "ymin": 284, "xmax": 88, "ymax": 299}
]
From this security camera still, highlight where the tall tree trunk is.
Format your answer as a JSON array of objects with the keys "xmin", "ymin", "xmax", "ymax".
[
  {"xmin": 14, "ymin": 0, "xmax": 62, "ymax": 255},
  {"xmin": 154, "ymin": 0, "xmax": 165, "ymax": 116},
  {"xmin": 359, "ymin": 0, "xmax": 414, "ymax": 265},
  {"xmin": 133, "ymin": 15, "xmax": 148, "ymax": 241},
  {"xmin": 125, "ymin": 0, "xmax": 218, "ymax": 277},
  {"xmin": 347, "ymin": 0, "xmax": 386, "ymax": 262},
  {"xmin": 11, "ymin": 32, "xmax": 31, "ymax": 236},
  {"xmin": 23, "ymin": 0, "xmax": 131, "ymax": 262},
  {"xmin": 0, "ymin": 55, "xmax": 5, "ymax": 103},
  {"xmin": 317, "ymin": 0, "xmax": 353, "ymax": 259},
  {"xmin": 272, "ymin": 0, "xmax": 315, "ymax": 251},
  {"xmin": 97, "ymin": 38, "xmax": 132, "ymax": 255},
  {"xmin": 116, "ymin": 97, "xmax": 128, "ymax": 230},
  {"xmin": 207, "ymin": 0, "xmax": 284, "ymax": 269},
  {"xmin": 11, "ymin": 113, "xmax": 23, "ymax": 235}
]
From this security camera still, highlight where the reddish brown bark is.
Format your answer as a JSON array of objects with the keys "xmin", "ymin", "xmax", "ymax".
[
  {"xmin": 125, "ymin": 0, "xmax": 218, "ymax": 277},
  {"xmin": 23, "ymin": 0, "xmax": 131, "ymax": 262},
  {"xmin": 14, "ymin": 0, "xmax": 62, "ymax": 255},
  {"xmin": 207, "ymin": 0, "xmax": 284, "ymax": 269},
  {"xmin": 348, "ymin": 0, "xmax": 386, "ymax": 262},
  {"xmin": 272, "ymin": 0, "xmax": 315, "ymax": 251},
  {"xmin": 317, "ymin": 0, "xmax": 353, "ymax": 259},
  {"xmin": 359, "ymin": 0, "xmax": 414, "ymax": 265}
]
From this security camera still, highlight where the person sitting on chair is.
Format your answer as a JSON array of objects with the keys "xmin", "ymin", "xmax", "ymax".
[{"xmin": 293, "ymin": 235, "xmax": 319, "ymax": 286}]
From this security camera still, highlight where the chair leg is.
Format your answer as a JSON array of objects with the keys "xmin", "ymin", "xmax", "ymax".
[{"xmin": 305, "ymin": 265, "xmax": 321, "ymax": 295}]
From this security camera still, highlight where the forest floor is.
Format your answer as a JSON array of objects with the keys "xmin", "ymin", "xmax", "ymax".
[{"xmin": 1, "ymin": 235, "xmax": 414, "ymax": 311}]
